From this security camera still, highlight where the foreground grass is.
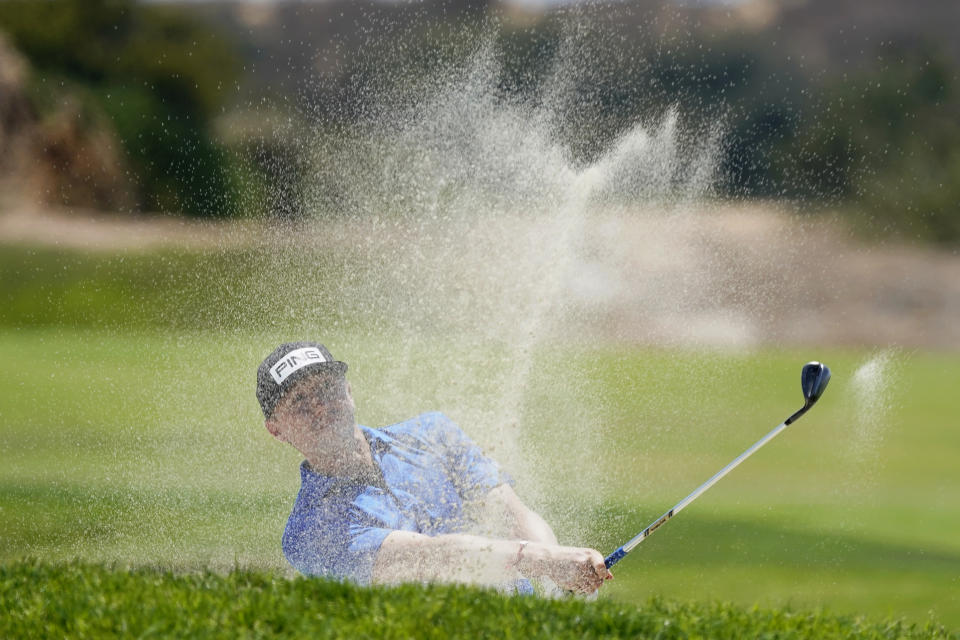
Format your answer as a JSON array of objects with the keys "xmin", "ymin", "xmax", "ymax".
[{"xmin": 1, "ymin": 561, "xmax": 954, "ymax": 639}]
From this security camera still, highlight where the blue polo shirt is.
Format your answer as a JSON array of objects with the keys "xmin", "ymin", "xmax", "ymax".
[{"xmin": 282, "ymin": 411, "xmax": 511, "ymax": 585}]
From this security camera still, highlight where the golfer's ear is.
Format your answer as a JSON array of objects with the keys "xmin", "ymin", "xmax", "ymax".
[
  {"xmin": 351, "ymin": 382, "xmax": 360, "ymax": 410},
  {"xmin": 264, "ymin": 417, "xmax": 284, "ymax": 441}
]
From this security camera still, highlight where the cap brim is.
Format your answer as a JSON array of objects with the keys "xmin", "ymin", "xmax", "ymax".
[
  {"xmin": 291, "ymin": 360, "xmax": 348, "ymax": 383},
  {"xmin": 261, "ymin": 360, "xmax": 348, "ymax": 420}
]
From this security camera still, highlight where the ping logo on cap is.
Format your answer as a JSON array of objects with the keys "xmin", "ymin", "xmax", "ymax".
[{"xmin": 270, "ymin": 347, "xmax": 327, "ymax": 384}]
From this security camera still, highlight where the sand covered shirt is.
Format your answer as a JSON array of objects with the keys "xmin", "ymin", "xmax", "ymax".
[{"xmin": 282, "ymin": 411, "xmax": 511, "ymax": 585}]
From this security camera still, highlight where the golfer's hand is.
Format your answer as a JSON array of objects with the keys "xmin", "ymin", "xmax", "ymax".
[{"xmin": 520, "ymin": 544, "xmax": 613, "ymax": 594}]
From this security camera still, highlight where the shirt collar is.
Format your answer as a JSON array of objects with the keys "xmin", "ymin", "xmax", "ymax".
[{"xmin": 361, "ymin": 424, "xmax": 392, "ymax": 460}]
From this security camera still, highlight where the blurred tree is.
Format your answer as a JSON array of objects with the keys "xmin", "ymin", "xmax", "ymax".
[
  {"xmin": 0, "ymin": 0, "xmax": 242, "ymax": 216},
  {"xmin": 793, "ymin": 43, "xmax": 960, "ymax": 243}
]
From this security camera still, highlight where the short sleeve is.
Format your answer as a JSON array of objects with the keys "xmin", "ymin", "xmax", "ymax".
[{"xmin": 425, "ymin": 412, "xmax": 513, "ymax": 501}]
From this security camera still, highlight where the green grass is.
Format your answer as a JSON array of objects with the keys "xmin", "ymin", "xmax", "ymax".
[
  {"xmin": 1, "ymin": 561, "xmax": 955, "ymax": 639},
  {"xmin": 1, "ymin": 327, "xmax": 959, "ymax": 629},
  {"xmin": 1, "ymin": 240, "xmax": 958, "ymax": 630},
  {"xmin": 0, "ymin": 244, "xmax": 352, "ymax": 330}
]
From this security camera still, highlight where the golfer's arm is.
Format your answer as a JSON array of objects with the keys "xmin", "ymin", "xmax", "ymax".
[
  {"xmin": 371, "ymin": 531, "xmax": 524, "ymax": 586},
  {"xmin": 483, "ymin": 484, "xmax": 559, "ymax": 545}
]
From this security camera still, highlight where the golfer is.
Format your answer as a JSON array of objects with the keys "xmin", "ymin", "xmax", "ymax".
[{"xmin": 257, "ymin": 341, "xmax": 612, "ymax": 594}]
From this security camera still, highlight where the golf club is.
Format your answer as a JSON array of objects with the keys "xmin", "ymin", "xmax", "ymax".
[{"xmin": 604, "ymin": 361, "xmax": 831, "ymax": 569}]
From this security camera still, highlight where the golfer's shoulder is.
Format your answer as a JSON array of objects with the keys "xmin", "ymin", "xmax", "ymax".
[
  {"xmin": 381, "ymin": 411, "xmax": 460, "ymax": 442},
  {"xmin": 418, "ymin": 412, "xmax": 472, "ymax": 446}
]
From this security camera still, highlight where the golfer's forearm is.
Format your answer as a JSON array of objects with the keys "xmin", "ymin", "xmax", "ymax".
[
  {"xmin": 372, "ymin": 531, "xmax": 527, "ymax": 586},
  {"xmin": 486, "ymin": 484, "xmax": 559, "ymax": 545},
  {"xmin": 514, "ymin": 508, "xmax": 558, "ymax": 545}
]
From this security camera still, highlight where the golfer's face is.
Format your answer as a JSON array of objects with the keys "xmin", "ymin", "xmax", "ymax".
[{"xmin": 273, "ymin": 377, "xmax": 353, "ymax": 449}]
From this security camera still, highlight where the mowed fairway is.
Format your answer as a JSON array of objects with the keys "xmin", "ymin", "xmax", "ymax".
[{"xmin": 1, "ymin": 327, "xmax": 958, "ymax": 627}]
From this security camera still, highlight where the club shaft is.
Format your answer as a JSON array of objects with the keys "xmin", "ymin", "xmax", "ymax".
[{"xmin": 605, "ymin": 418, "xmax": 793, "ymax": 568}]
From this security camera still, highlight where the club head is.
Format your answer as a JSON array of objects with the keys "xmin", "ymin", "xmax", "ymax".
[{"xmin": 801, "ymin": 361, "xmax": 831, "ymax": 408}]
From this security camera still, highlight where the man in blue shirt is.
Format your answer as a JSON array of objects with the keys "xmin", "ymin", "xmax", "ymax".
[{"xmin": 257, "ymin": 341, "xmax": 612, "ymax": 594}]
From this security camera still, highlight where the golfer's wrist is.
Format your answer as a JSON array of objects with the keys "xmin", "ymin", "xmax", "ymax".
[
  {"xmin": 506, "ymin": 540, "xmax": 529, "ymax": 570},
  {"xmin": 513, "ymin": 540, "xmax": 550, "ymax": 576}
]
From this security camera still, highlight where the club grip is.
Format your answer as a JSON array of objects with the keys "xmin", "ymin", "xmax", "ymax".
[{"xmin": 604, "ymin": 547, "xmax": 626, "ymax": 568}]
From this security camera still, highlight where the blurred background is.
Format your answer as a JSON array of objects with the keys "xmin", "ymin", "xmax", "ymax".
[
  {"xmin": 1, "ymin": 0, "xmax": 958, "ymax": 628},
  {"xmin": 1, "ymin": 0, "xmax": 959, "ymax": 241}
]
